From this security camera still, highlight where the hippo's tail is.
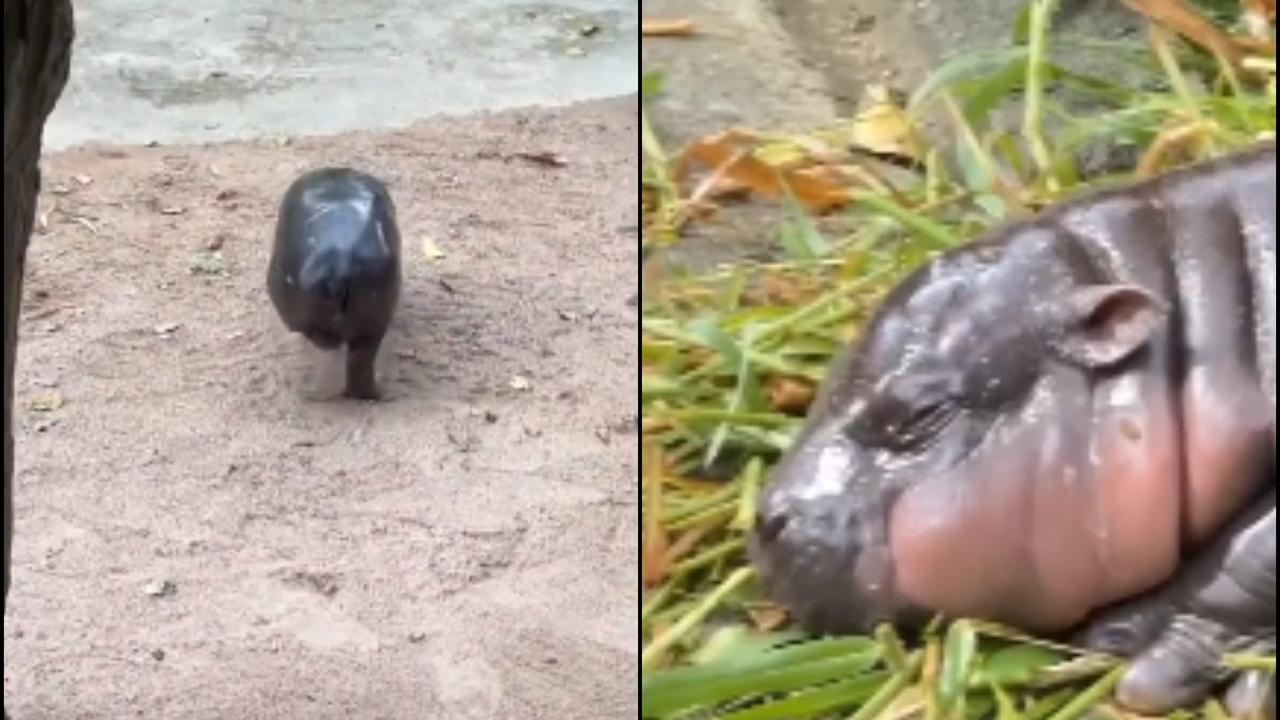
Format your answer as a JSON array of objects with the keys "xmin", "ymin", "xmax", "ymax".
[
  {"xmin": 297, "ymin": 252, "xmax": 355, "ymax": 316},
  {"xmin": 320, "ymin": 275, "xmax": 352, "ymax": 314}
]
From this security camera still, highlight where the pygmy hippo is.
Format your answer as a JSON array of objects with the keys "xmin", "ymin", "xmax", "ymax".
[
  {"xmin": 267, "ymin": 167, "xmax": 403, "ymax": 400},
  {"xmin": 750, "ymin": 144, "xmax": 1276, "ymax": 714}
]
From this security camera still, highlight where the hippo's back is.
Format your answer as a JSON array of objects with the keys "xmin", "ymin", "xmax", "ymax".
[
  {"xmin": 267, "ymin": 167, "xmax": 403, "ymax": 343},
  {"xmin": 1155, "ymin": 144, "xmax": 1275, "ymax": 411},
  {"xmin": 1049, "ymin": 143, "xmax": 1275, "ymax": 410},
  {"xmin": 272, "ymin": 167, "xmax": 399, "ymax": 262}
]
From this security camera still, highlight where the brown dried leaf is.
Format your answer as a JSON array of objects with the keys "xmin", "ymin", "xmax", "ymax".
[
  {"xmin": 745, "ymin": 602, "xmax": 790, "ymax": 632},
  {"xmin": 642, "ymin": 19, "xmax": 697, "ymax": 37},
  {"xmin": 514, "ymin": 151, "xmax": 568, "ymax": 168},
  {"xmin": 642, "ymin": 519, "xmax": 671, "ymax": 588},
  {"xmin": 1243, "ymin": 0, "xmax": 1275, "ymax": 22},
  {"xmin": 663, "ymin": 523, "xmax": 719, "ymax": 566},
  {"xmin": 642, "ymin": 447, "xmax": 672, "ymax": 587},
  {"xmin": 766, "ymin": 377, "xmax": 816, "ymax": 415},
  {"xmin": 1121, "ymin": 0, "xmax": 1246, "ymax": 66},
  {"xmin": 640, "ymin": 415, "xmax": 671, "ymax": 435},
  {"xmin": 704, "ymin": 177, "xmax": 752, "ymax": 201},
  {"xmin": 682, "ymin": 132, "xmax": 849, "ymax": 213},
  {"xmin": 750, "ymin": 272, "xmax": 827, "ymax": 306},
  {"xmin": 1136, "ymin": 121, "xmax": 1215, "ymax": 177}
]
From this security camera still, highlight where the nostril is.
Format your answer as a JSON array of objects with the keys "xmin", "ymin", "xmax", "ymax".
[{"xmin": 756, "ymin": 509, "xmax": 789, "ymax": 543}]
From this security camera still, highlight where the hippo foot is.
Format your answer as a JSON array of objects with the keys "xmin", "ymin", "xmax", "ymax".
[
  {"xmin": 1107, "ymin": 613, "xmax": 1273, "ymax": 715},
  {"xmin": 1079, "ymin": 500, "xmax": 1275, "ymax": 716},
  {"xmin": 343, "ymin": 383, "xmax": 384, "ymax": 402},
  {"xmin": 1224, "ymin": 672, "xmax": 1276, "ymax": 719},
  {"xmin": 343, "ymin": 337, "xmax": 385, "ymax": 401}
]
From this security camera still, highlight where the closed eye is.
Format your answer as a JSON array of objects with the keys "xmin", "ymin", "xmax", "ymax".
[{"xmin": 882, "ymin": 400, "xmax": 955, "ymax": 451}]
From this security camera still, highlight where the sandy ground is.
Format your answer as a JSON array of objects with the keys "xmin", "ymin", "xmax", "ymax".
[{"xmin": 4, "ymin": 96, "xmax": 638, "ymax": 720}]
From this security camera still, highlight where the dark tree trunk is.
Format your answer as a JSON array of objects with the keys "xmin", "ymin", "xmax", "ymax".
[{"xmin": 3, "ymin": 2, "xmax": 75, "ymax": 707}]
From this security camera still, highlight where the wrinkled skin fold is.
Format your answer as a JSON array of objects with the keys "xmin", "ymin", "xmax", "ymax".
[
  {"xmin": 751, "ymin": 144, "xmax": 1276, "ymax": 715},
  {"xmin": 4, "ymin": 1, "xmax": 75, "ymax": 717},
  {"xmin": 1081, "ymin": 491, "xmax": 1275, "ymax": 712}
]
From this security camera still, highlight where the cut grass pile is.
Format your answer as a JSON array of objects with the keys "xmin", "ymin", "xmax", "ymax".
[{"xmin": 641, "ymin": 0, "xmax": 1276, "ymax": 717}]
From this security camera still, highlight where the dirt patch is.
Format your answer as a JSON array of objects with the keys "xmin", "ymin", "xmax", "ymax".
[{"xmin": 5, "ymin": 97, "xmax": 638, "ymax": 719}]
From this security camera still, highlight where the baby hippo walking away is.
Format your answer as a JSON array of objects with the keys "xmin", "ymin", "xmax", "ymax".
[{"xmin": 267, "ymin": 168, "xmax": 403, "ymax": 400}]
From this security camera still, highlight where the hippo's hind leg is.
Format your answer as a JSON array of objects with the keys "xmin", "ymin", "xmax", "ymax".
[
  {"xmin": 1079, "ymin": 494, "xmax": 1276, "ymax": 716},
  {"xmin": 344, "ymin": 334, "xmax": 385, "ymax": 400}
]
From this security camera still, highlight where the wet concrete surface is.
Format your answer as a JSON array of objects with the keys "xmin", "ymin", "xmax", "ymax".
[
  {"xmin": 771, "ymin": 0, "xmax": 1142, "ymax": 119},
  {"xmin": 46, "ymin": 0, "xmax": 638, "ymax": 149},
  {"xmin": 641, "ymin": 0, "xmax": 838, "ymax": 144},
  {"xmin": 643, "ymin": 0, "xmax": 1140, "ymax": 146}
]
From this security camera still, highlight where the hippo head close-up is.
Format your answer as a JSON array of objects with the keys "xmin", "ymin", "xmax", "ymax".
[{"xmin": 750, "ymin": 223, "xmax": 1192, "ymax": 636}]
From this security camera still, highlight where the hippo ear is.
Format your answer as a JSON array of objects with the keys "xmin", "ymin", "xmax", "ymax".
[{"xmin": 1051, "ymin": 284, "xmax": 1167, "ymax": 369}]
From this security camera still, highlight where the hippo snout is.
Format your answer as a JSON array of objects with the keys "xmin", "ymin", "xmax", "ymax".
[{"xmin": 750, "ymin": 442, "xmax": 917, "ymax": 634}]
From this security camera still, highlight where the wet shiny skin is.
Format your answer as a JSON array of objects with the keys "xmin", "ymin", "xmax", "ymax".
[
  {"xmin": 266, "ymin": 167, "xmax": 403, "ymax": 400},
  {"xmin": 752, "ymin": 145, "xmax": 1275, "ymax": 711}
]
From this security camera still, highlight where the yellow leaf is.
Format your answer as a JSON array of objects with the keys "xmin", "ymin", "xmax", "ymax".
[
  {"xmin": 421, "ymin": 236, "xmax": 446, "ymax": 262},
  {"xmin": 30, "ymin": 391, "xmax": 64, "ymax": 413},
  {"xmin": 849, "ymin": 85, "xmax": 926, "ymax": 163}
]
